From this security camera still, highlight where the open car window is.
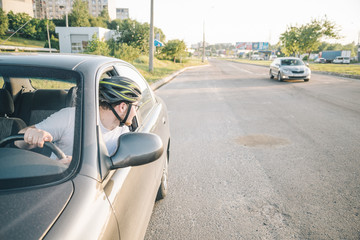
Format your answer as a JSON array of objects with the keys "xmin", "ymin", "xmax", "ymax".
[
  {"xmin": 0, "ymin": 66, "xmax": 81, "ymax": 190},
  {"xmin": 114, "ymin": 64, "xmax": 156, "ymax": 122}
]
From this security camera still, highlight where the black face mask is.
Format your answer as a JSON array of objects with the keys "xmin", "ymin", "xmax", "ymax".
[{"xmin": 107, "ymin": 102, "xmax": 132, "ymax": 127}]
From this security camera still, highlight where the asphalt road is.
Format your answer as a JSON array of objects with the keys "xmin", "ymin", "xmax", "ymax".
[{"xmin": 145, "ymin": 59, "xmax": 360, "ymax": 240}]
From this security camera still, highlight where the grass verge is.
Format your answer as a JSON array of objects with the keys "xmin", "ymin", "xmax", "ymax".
[
  {"xmin": 133, "ymin": 56, "xmax": 207, "ymax": 83},
  {"xmin": 229, "ymin": 59, "xmax": 360, "ymax": 77},
  {"xmin": 0, "ymin": 36, "xmax": 45, "ymax": 48}
]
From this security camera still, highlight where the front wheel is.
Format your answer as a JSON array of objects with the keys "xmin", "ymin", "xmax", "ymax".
[
  {"xmin": 277, "ymin": 72, "xmax": 283, "ymax": 82},
  {"xmin": 269, "ymin": 70, "xmax": 274, "ymax": 79},
  {"xmin": 156, "ymin": 158, "xmax": 168, "ymax": 201},
  {"xmin": 304, "ymin": 79, "xmax": 310, "ymax": 82},
  {"xmin": 156, "ymin": 140, "xmax": 169, "ymax": 201}
]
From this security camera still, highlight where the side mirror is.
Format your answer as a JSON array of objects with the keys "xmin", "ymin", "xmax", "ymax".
[
  {"xmin": 305, "ymin": 62, "xmax": 309, "ymax": 67},
  {"xmin": 111, "ymin": 132, "xmax": 163, "ymax": 169}
]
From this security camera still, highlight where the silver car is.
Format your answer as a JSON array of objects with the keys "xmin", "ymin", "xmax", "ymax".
[
  {"xmin": 269, "ymin": 57, "xmax": 311, "ymax": 82},
  {"xmin": 0, "ymin": 54, "xmax": 170, "ymax": 240}
]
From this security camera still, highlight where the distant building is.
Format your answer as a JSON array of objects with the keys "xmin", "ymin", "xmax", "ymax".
[
  {"xmin": 191, "ymin": 42, "xmax": 209, "ymax": 49},
  {"xmin": 55, "ymin": 27, "xmax": 116, "ymax": 53},
  {"xmin": 116, "ymin": 8, "xmax": 129, "ymax": 20},
  {"xmin": 33, "ymin": 0, "xmax": 117, "ymax": 20},
  {"xmin": 0, "ymin": 0, "xmax": 33, "ymax": 16}
]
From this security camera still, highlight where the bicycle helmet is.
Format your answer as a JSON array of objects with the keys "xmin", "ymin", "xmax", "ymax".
[
  {"xmin": 99, "ymin": 76, "xmax": 142, "ymax": 126},
  {"xmin": 99, "ymin": 76, "xmax": 141, "ymax": 104}
]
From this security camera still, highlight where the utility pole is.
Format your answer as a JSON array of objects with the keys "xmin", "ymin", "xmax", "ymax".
[
  {"xmin": 59, "ymin": 4, "xmax": 68, "ymax": 27},
  {"xmin": 46, "ymin": 5, "xmax": 52, "ymax": 53},
  {"xmin": 202, "ymin": 21, "xmax": 205, "ymax": 63},
  {"xmin": 149, "ymin": 0, "xmax": 154, "ymax": 72},
  {"xmin": 47, "ymin": 22, "xmax": 51, "ymax": 53}
]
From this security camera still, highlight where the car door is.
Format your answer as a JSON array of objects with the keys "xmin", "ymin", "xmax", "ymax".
[
  {"xmin": 270, "ymin": 59, "xmax": 279, "ymax": 76},
  {"xmin": 101, "ymin": 63, "xmax": 168, "ymax": 240}
]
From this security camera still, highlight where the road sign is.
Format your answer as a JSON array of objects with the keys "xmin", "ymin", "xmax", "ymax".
[{"xmin": 154, "ymin": 39, "xmax": 164, "ymax": 47}]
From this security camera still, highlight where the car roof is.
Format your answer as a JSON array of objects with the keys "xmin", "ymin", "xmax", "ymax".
[
  {"xmin": 0, "ymin": 53, "xmax": 125, "ymax": 70},
  {"xmin": 278, "ymin": 57, "xmax": 302, "ymax": 60}
]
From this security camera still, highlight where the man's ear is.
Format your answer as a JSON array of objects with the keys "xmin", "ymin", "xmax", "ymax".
[{"xmin": 118, "ymin": 102, "xmax": 127, "ymax": 113}]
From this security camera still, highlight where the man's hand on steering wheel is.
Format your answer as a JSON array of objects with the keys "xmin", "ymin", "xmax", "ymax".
[
  {"xmin": 1, "ymin": 134, "xmax": 68, "ymax": 161},
  {"xmin": 23, "ymin": 126, "xmax": 53, "ymax": 148}
]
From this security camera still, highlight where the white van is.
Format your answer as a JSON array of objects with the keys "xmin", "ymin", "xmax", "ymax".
[{"xmin": 333, "ymin": 56, "xmax": 350, "ymax": 64}]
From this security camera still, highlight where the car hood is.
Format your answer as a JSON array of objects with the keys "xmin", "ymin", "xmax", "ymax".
[
  {"xmin": 0, "ymin": 181, "xmax": 73, "ymax": 239},
  {"xmin": 282, "ymin": 66, "xmax": 307, "ymax": 71}
]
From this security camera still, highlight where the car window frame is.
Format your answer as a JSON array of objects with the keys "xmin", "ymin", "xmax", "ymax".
[
  {"xmin": 114, "ymin": 63, "xmax": 156, "ymax": 125},
  {"xmin": 0, "ymin": 65, "xmax": 83, "ymax": 190}
]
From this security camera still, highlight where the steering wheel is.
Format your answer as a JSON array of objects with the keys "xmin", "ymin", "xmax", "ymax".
[{"xmin": 0, "ymin": 134, "xmax": 67, "ymax": 160}]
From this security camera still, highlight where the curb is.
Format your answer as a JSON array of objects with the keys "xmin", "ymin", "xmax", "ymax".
[
  {"xmin": 311, "ymin": 71, "xmax": 360, "ymax": 80},
  {"xmin": 150, "ymin": 64, "xmax": 209, "ymax": 91}
]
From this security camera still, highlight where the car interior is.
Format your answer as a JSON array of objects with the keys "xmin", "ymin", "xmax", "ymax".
[{"xmin": 0, "ymin": 77, "xmax": 77, "ymax": 143}]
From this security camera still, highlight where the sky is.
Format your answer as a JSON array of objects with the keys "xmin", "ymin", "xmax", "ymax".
[{"xmin": 118, "ymin": 0, "xmax": 360, "ymax": 47}]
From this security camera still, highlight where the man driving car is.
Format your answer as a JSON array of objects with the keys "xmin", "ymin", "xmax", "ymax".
[{"xmin": 17, "ymin": 76, "xmax": 142, "ymax": 164}]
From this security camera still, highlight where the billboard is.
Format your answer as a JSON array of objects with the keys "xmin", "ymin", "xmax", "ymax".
[{"xmin": 236, "ymin": 42, "xmax": 269, "ymax": 50}]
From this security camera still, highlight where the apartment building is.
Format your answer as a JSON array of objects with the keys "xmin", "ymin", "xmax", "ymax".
[
  {"xmin": 0, "ymin": 0, "xmax": 33, "ymax": 16},
  {"xmin": 33, "ymin": 0, "xmax": 117, "ymax": 20}
]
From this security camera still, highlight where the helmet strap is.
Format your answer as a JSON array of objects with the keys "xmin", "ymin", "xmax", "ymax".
[
  {"xmin": 107, "ymin": 102, "xmax": 132, "ymax": 127},
  {"xmin": 121, "ymin": 103, "xmax": 132, "ymax": 127}
]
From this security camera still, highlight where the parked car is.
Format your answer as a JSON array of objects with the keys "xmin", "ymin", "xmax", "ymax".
[
  {"xmin": 314, "ymin": 57, "xmax": 326, "ymax": 63},
  {"xmin": 269, "ymin": 55, "xmax": 277, "ymax": 60},
  {"xmin": 0, "ymin": 53, "xmax": 170, "ymax": 240},
  {"xmin": 251, "ymin": 54, "xmax": 260, "ymax": 60},
  {"xmin": 250, "ymin": 54, "xmax": 264, "ymax": 60},
  {"xmin": 333, "ymin": 56, "xmax": 350, "ymax": 64},
  {"xmin": 269, "ymin": 57, "xmax": 311, "ymax": 82}
]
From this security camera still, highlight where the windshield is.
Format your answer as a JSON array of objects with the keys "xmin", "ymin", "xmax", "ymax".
[
  {"xmin": 0, "ymin": 66, "xmax": 81, "ymax": 189},
  {"xmin": 281, "ymin": 59, "xmax": 304, "ymax": 66}
]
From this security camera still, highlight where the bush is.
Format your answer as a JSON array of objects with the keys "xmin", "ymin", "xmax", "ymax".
[
  {"xmin": 84, "ymin": 33, "xmax": 110, "ymax": 56},
  {"xmin": 44, "ymin": 35, "xmax": 59, "ymax": 50},
  {"xmin": 134, "ymin": 55, "xmax": 149, "ymax": 64},
  {"xmin": 112, "ymin": 43, "xmax": 141, "ymax": 62}
]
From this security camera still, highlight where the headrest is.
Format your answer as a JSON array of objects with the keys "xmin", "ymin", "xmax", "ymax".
[
  {"xmin": 0, "ymin": 89, "xmax": 14, "ymax": 116},
  {"xmin": 31, "ymin": 89, "xmax": 67, "ymax": 110},
  {"xmin": 66, "ymin": 86, "xmax": 77, "ymax": 107}
]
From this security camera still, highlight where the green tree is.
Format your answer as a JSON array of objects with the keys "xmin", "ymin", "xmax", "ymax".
[
  {"xmin": 68, "ymin": 0, "xmax": 91, "ymax": 27},
  {"xmin": 7, "ymin": 11, "xmax": 32, "ymax": 36},
  {"xmin": 99, "ymin": 6, "xmax": 110, "ymax": 22},
  {"xmin": 116, "ymin": 19, "xmax": 150, "ymax": 53},
  {"xmin": 160, "ymin": 39, "xmax": 187, "ymax": 62},
  {"xmin": 0, "ymin": 8, "xmax": 8, "ymax": 36},
  {"xmin": 280, "ymin": 16, "xmax": 340, "ymax": 58},
  {"xmin": 108, "ymin": 19, "xmax": 122, "ymax": 30},
  {"xmin": 84, "ymin": 33, "xmax": 109, "ymax": 56},
  {"xmin": 89, "ymin": 16, "xmax": 107, "ymax": 28},
  {"xmin": 108, "ymin": 18, "xmax": 165, "ymax": 54},
  {"xmin": 279, "ymin": 26, "xmax": 301, "ymax": 56},
  {"xmin": 89, "ymin": 7, "xmax": 109, "ymax": 28},
  {"xmin": 44, "ymin": 34, "xmax": 59, "ymax": 50},
  {"xmin": 298, "ymin": 17, "xmax": 340, "ymax": 59}
]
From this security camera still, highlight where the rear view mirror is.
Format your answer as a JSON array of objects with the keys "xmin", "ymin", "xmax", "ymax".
[{"xmin": 111, "ymin": 132, "xmax": 163, "ymax": 169}]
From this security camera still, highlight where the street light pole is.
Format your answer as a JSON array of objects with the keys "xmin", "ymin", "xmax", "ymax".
[
  {"xmin": 45, "ymin": 5, "xmax": 52, "ymax": 53},
  {"xmin": 149, "ymin": 0, "xmax": 154, "ymax": 72},
  {"xmin": 202, "ymin": 21, "xmax": 205, "ymax": 63},
  {"xmin": 59, "ymin": 5, "xmax": 68, "ymax": 27}
]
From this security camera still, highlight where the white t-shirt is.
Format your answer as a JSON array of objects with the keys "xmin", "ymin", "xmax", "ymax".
[{"xmin": 36, "ymin": 107, "xmax": 129, "ymax": 158}]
